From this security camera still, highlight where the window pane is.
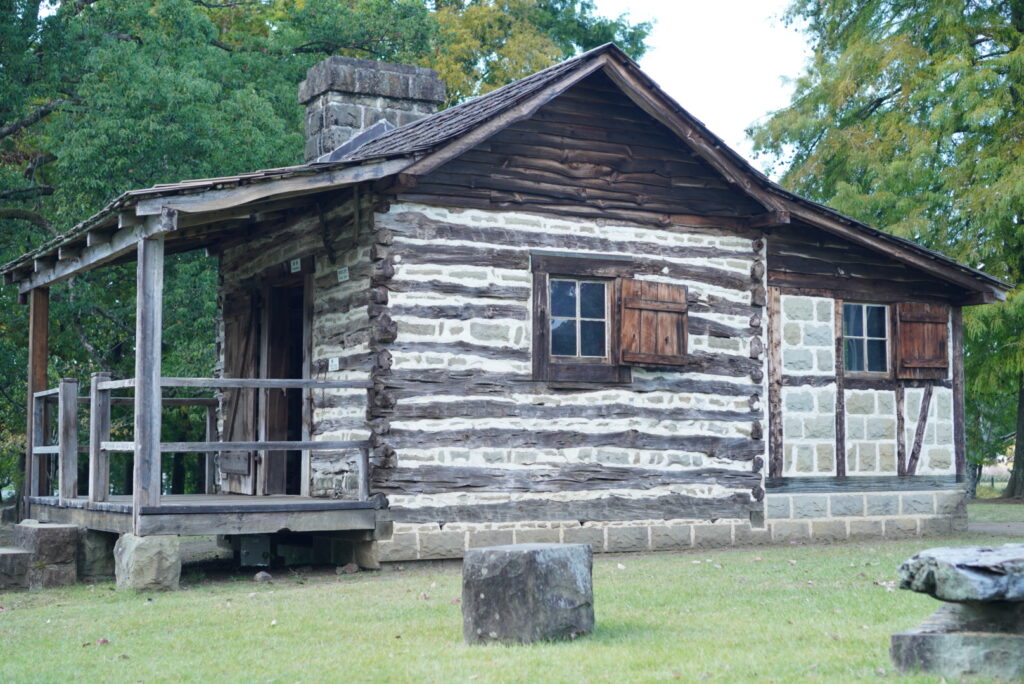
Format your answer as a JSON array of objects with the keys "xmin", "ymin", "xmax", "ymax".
[
  {"xmin": 867, "ymin": 339, "xmax": 887, "ymax": 372},
  {"xmin": 843, "ymin": 303, "xmax": 863, "ymax": 337},
  {"xmin": 550, "ymin": 279, "xmax": 576, "ymax": 317},
  {"xmin": 580, "ymin": 320, "xmax": 606, "ymax": 357},
  {"xmin": 866, "ymin": 306, "xmax": 886, "ymax": 338},
  {"xmin": 844, "ymin": 338, "xmax": 864, "ymax": 371},
  {"xmin": 551, "ymin": 318, "xmax": 576, "ymax": 356},
  {"xmin": 579, "ymin": 282, "xmax": 606, "ymax": 319}
]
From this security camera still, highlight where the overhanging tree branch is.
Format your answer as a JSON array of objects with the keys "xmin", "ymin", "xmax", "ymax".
[
  {"xmin": 0, "ymin": 99, "xmax": 70, "ymax": 141},
  {"xmin": 0, "ymin": 186, "xmax": 54, "ymax": 201}
]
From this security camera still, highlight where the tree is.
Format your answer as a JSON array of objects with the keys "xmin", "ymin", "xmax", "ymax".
[
  {"xmin": 750, "ymin": 0, "xmax": 1024, "ymax": 498},
  {"xmin": 0, "ymin": 0, "xmax": 651, "ymax": 497}
]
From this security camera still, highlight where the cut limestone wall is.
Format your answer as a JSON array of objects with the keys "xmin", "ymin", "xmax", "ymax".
[
  {"xmin": 845, "ymin": 390, "xmax": 898, "ymax": 474},
  {"xmin": 371, "ymin": 202, "xmax": 767, "ymax": 529},
  {"xmin": 765, "ymin": 490, "xmax": 967, "ymax": 542},
  {"xmin": 780, "ymin": 294, "xmax": 837, "ymax": 475},
  {"xmin": 906, "ymin": 386, "xmax": 955, "ymax": 475}
]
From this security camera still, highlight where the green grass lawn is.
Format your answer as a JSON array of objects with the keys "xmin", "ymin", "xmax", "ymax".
[
  {"xmin": 968, "ymin": 500, "xmax": 1024, "ymax": 523},
  {"xmin": 0, "ymin": 534, "xmax": 1011, "ymax": 683}
]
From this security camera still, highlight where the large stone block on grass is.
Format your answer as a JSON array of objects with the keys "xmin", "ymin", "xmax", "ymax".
[
  {"xmin": 891, "ymin": 543, "xmax": 1024, "ymax": 679},
  {"xmin": 891, "ymin": 603, "xmax": 1024, "ymax": 680},
  {"xmin": 462, "ymin": 543, "xmax": 593, "ymax": 644},
  {"xmin": 898, "ymin": 544, "xmax": 1024, "ymax": 602},
  {"xmin": 114, "ymin": 534, "xmax": 181, "ymax": 591},
  {"xmin": 14, "ymin": 520, "xmax": 78, "ymax": 565},
  {"xmin": 0, "ymin": 547, "xmax": 30, "ymax": 590}
]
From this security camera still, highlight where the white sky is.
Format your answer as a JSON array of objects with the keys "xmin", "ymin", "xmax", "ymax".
[{"xmin": 592, "ymin": 0, "xmax": 811, "ymax": 173}]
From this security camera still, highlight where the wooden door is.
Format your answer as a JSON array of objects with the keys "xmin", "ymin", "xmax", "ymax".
[{"xmin": 220, "ymin": 289, "xmax": 259, "ymax": 494}]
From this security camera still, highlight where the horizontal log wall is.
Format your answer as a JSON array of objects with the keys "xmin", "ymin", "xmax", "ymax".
[
  {"xmin": 373, "ymin": 202, "xmax": 767, "ymax": 524},
  {"xmin": 217, "ymin": 191, "xmax": 377, "ymax": 496},
  {"xmin": 402, "ymin": 71, "xmax": 765, "ymax": 226},
  {"xmin": 767, "ymin": 222, "xmax": 961, "ymax": 300}
]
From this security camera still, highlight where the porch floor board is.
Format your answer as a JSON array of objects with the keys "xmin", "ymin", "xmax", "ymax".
[{"xmin": 25, "ymin": 494, "xmax": 386, "ymax": 537}]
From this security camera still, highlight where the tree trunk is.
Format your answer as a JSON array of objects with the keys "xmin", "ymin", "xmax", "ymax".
[
  {"xmin": 1003, "ymin": 374, "xmax": 1024, "ymax": 499},
  {"xmin": 966, "ymin": 461, "xmax": 981, "ymax": 499}
]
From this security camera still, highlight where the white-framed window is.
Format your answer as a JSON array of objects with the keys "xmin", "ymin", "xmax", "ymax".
[
  {"xmin": 843, "ymin": 302, "xmax": 888, "ymax": 372},
  {"xmin": 549, "ymin": 278, "xmax": 608, "ymax": 359}
]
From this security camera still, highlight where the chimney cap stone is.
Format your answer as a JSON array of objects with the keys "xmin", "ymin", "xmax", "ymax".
[{"xmin": 298, "ymin": 55, "xmax": 445, "ymax": 105}]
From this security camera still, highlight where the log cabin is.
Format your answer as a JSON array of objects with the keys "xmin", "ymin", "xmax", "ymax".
[{"xmin": 1, "ymin": 44, "xmax": 1009, "ymax": 576}]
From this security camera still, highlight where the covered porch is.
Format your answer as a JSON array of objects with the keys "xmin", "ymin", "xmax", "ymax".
[{"xmin": 3, "ymin": 161, "xmax": 396, "ymax": 539}]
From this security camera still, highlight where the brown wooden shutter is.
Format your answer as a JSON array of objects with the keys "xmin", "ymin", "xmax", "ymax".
[
  {"xmin": 895, "ymin": 302, "xmax": 950, "ymax": 379},
  {"xmin": 619, "ymin": 279, "xmax": 688, "ymax": 366}
]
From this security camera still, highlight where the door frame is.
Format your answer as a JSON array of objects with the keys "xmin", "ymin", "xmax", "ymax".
[{"xmin": 255, "ymin": 262, "xmax": 314, "ymax": 496}]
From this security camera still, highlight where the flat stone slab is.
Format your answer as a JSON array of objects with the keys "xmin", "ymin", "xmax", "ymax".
[
  {"xmin": 462, "ymin": 543, "xmax": 593, "ymax": 644},
  {"xmin": 898, "ymin": 543, "xmax": 1024, "ymax": 602},
  {"xmin": 892, "ymin": 603, "xmax": 1024, "ymax": 679}
]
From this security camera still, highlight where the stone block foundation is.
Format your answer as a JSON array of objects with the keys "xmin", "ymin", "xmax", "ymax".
[{"xmin": 375, "ymin": 489, "xmax": 968, "ymax": 562}]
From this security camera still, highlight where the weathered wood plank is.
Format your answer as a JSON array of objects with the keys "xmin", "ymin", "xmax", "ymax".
[
  {"xmin": 390, "ymin": 492, "xmax": 758, "ymax": 524},
  {"xmin": 767, "ymin": 286, "xmax": 783, "ymax": 478},
  {"xmin": 386, "ymin": 429, "xmax": 763, "ymax": 458},
  {"xmin": 834, "ymin": 298, "xmax": 845, "ymax": 477},
  {"xmin": 378, "ymin": 400, "xmax": 760, "ymax": 423},
  {"xmin": 133, "ymin": 228, "xmax": 167, "ymax": 523},
  {"xmin": 88, "ymin": 372, "xmax": 112, "ymax": 502},
  {"xmin": 381, "ymin": 369, "xmax": 760, "ymax": 398},
  {"xmin": 765, "ymin": 474, "xmax": 963, "ymax": 493},
  {"xmin": 951, "ymin": 307, "xmax": 966, "ymax": 480},
  {"xmin": 25, "ymin": 287, "xmax": 48, "ymax": 504},
  {"xmin": 57, "ymin": 378, "xmax": 78, "ymax": 500},
  {"xmin": 102, "ymin": 440, "xmax": 369, "ymax": 453},
  {"xmin": 373, "ymin": 464, "xmax": 761, "ymax": 494}
]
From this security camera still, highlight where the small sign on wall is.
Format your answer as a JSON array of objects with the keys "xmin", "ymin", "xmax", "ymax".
[
  {"xmin": 328, "ymin": 357, "xmax": 340, "ymax": 372},
  {"xmin": 289, "ymin": 258, "xmax": 302, "ymax": 274},
  {"xmin": 336, "ymin": 267, "xmax": 349, "ymax": 283}
]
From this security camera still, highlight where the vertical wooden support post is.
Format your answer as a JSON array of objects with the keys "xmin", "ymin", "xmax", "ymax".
[
  {"xmin": 30, "ymin": 394, "xmax": 45, "ymax": 500},
  {"xmin": 301, "ymin": 273, "xmax": 314, "ymax": 497},
  {"xmin": 133, "ymin": 218, "xmax": 169, "ymax": 531},
  {"xmin": 951, "ymin": 307, "xmax": 966, "ymax": 481},
  {"xmin": 57, "ymin": 378, "xmax": 79, "ymax": 500},
  {"xmin": 358, "ymin": 447, "xmax": 370, "ymax": 501},
  {"xmin": 204, "ymin": 405, "xmax": 217, "ymax": 494},
  {"xmin": 833, "ymin": 299, "xmax": 846, "ymax": 477},
  {"xmin": 766, "ymin": 286, "xmax": 783, "ymax": 479},
  {"xmin": 89, "ymin": 372, "xmax": 112, "ymax": 501},
  {"xmin": 24, "ymin": 287, "xmax": 49, "ymax": 510}
]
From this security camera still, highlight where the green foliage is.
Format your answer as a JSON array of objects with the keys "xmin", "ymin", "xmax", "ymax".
[
  {"xmin": 0, "ymin": 0, "xmax": 651, "ymax": 494},
  {"xmin": 751, "ymin": 0, "xmax": 1024, "ymax": 477}
]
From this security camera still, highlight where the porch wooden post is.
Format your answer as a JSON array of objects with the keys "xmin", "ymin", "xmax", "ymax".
[
  {"xmin": 23, "ymin": 287, "xmax": 49, "ymax": 513},
  {"xmin": 133, "ymin": 229, "xmax": 166, "ymax": 530},
  {"xmin": 57, "ymin": 378, "xmax": 79, "ymax": 500},
  {"xmin": 89, "ymin": 371, "xmax": 112, "ymax": 501},
  {"xmin": 204, "ymin": 405, "xmax": 217, "ymax": 494},
  {"xmin": 951, "ymin": 306, "xmax": 966, "ymax": 481}
]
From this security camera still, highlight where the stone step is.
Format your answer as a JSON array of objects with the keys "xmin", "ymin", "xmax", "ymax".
[{"xmin": 0, "ymin": 546, "xmax": 32, "ymax": 590}]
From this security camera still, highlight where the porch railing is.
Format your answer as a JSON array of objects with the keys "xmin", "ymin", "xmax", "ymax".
[{"xmin": 29, "ymin": 375, "xmax": 371, "ymax": 508}]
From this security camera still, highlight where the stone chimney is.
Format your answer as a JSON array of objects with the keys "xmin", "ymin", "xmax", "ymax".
[{"xmin": 298, "ymin": 56, "xmax": 446, "ymax": 162}]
